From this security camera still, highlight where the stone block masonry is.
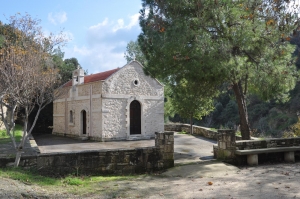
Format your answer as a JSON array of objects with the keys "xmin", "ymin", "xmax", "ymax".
[
  {"xmin": 165, "ymin": 123, "xmax": 243, "ymax": 141},
  {"xmin": 165, "ymin": 123, "xmax": 219, "ymax": 140},
  {"xmin": 0, "ymin": 132, "xmax": 174, "ymax": 176}
]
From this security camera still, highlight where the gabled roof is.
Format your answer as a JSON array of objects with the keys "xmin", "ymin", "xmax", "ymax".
[{"xmin": 64, "ymin": 68, "xmax": 120, "ymax": 87}]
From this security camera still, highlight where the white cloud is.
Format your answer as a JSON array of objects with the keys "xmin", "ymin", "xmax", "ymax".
[
  {"xmin": 48, "ymin": 12, "xmax": 67, "ymax": 25},
  {"xmin": 64, "ymin": 13, "xmax": 141, "ymax": 73},
  {"xmin": 127, "ymin": 13, "xmax": 140, "ymax": 29},
  {"xmin": 63, "ymin": 31, "xmax": 74, "ymax": 42},
  {"xmin": 89, "ymin": 18, "xmax": 109, "ymax": 30},
  {"xmin": 73, "ymin": 45, "xmax": 91, "ymax": 56}
]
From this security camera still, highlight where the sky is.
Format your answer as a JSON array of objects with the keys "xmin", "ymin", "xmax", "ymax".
[{"xmin": 0, "ymin": 0, "xmax": 143, "ymax": 74}]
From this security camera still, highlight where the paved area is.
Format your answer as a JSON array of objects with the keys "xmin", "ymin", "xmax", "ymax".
[
  {"xmin": 0, "ymin": 136, "xmax": 38, "ymax": 158},
  {"xmin": 33, "ymin": 132, "xmax": 216, "ymax": 165},
  {"xmin": 33, "ymin": 134, "xmax": 155, "ymax": 153},
  {"xmin": 173, "ymin": 133, "xmax": 216, "ymax": 165}
]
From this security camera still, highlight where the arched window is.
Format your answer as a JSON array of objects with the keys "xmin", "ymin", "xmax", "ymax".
[{"xmin": 69, "ymin": 110, "xmax": 73, "ymax": 123}]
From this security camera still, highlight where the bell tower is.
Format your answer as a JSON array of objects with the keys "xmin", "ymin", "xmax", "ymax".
[{"xmin": 72, "ymin": 65, "xmax": 84, "ymax": 86}]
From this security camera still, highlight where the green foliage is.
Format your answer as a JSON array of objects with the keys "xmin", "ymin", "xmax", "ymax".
[
  {"xmin": 220, "ymin": 100, "xmax": 239, "ymax": 124},
  {"xmin": 178, "ymin": 131, "xmax": 188, "ymax": 135},
  {"xmin": 0, "ymin": 167, "xmax": 136, "ymax": 188},
  {"xmin": 289, "ymin": 117, "xmax": 300, "ymax": 137},
  {"xmin": 0, "ymin": 124, "xmax": 23, "ymax": 143},
  {"xmin": 139, "ymin": 0, "xmax": 300, "ymax": 139},
  {"xmin": 51, "ymin": 49, "xmax": 82, "ymax": 84},
  {"xmin": 163, "ymin": 85, "xmax": 175, "ymax": 122},
  {"xmin": 124, "ymin": 40, "xmax": 147, "ymax": 66},
  {"xmin": 63, "ymin": 176, "xmax": 84, "ymax": 186},
  {"xmin": 168, "ymin": 79, "xmax": 217, "ymax": 122},
  {"xmin": 0, "ymin": 167, "xmax": 59, "ymax": 186}
]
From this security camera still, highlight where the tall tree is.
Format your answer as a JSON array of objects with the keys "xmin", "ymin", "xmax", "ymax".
[
  {"xmin": 124, "ymin": 40, "xmax": 147, "ymax": 66},
  {"xmin": 139, "ymin": 0, "xmax": 300, "ymax": 140},
  {"xmin": 169, "ymin": 79, "xmax": 217, "ymax": 134},
  {"xmin": 0, "ymin": 14, "xmax": 66, "ymax": 166}
]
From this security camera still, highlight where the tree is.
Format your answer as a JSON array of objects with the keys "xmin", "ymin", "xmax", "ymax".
[
  {"xmin": 30, "ymin": 50, "xmax": 82, "ymax": 135},
  {"xmin": 52, "ymin": 51, "xmax": 82, "ymax": 84},
  {"xmin": 124, "ymin": 40, "xmax": 147, "ymax": 66},
  {"xmin": 169, "ymin": 79, "xmax": 217, "ymax": 134},
  {"xmin": 124, "ymin": 40, "xmax": 217, "ymax": 127},
  {"xmin": 0, "ymin": 14, "xmax": 66, "ymax": 166},
  {"xmin": 139, "ymin": 0, "xmax": 300, "ymax": 140}
]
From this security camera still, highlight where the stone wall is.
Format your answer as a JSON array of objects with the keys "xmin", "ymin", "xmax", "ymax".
[
  {"xmin": 165, "ymin": 123, "xmax": 218, "ymax": 140},
  {"xmin": 214, "ymin": 131, "xmax": 300, "ymax": 165},
  {"xmin": 0, "ymin": 132, "xmax": 174, "ymax": 176},
  {"xmin": 213, "ymin": 130, "xmax": 236, "ymax": 162},
  {"xmin": 235, "ymin": 138, "xmax": 300, "ymax": 150},
  {"xmin": 165, "ymin": 123, "xmax": 244, "ymax": 141}
]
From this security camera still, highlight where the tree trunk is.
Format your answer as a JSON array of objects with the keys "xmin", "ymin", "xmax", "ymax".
[
  {"xmin": 15, "ymin": 109, "xmax": 29, "ymax": 167},
  {"xmin": 190, "ymin": 115, "xmax": 193, "ymax": 135},
  {"xmin": 14, "ymin": 151, "xmax": 23, "ymax": 167},
  {"xmin": 232, "ymin": 82, "xmax": 251, "ymax": 140},
  {"xmin": 14, "ymin": 107, "xmax": 43, "ymax": 167}
]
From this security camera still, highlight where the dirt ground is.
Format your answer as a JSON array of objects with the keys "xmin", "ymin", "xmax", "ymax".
[
  {"xmin": 1, "ymin": 161, "xmax": 300, "ymax": 198},
  {"xmin": 1, "ymin": 133, "xmax": 300, "ymax": 198}
]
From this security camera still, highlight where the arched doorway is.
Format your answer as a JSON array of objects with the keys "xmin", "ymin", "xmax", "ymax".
[
  {"xmin": 81, "ymin": 110, "xmax": 87, "ymax": 135},
  {"xmin": 130, "ymin": 100, "xmax": 141, "ymax": 135}
]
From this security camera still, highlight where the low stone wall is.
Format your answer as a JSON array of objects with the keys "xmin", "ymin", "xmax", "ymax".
[
  {"xmin": 213, "ymin": 130, "xmax": 236, "ymax": 162},
  {"xmin": 165, "ymin": 123, "xmax": 244, "ymax": 141},
  {"xmin": 164, "ymin": 124, "xmax": 185, "ymax": 132},
  {"xmin": 1, "ymin": 132, "xmax": 174, "ymax": 176},
  {"xmin": 214, "ymin": 130, "xmax": 300, "ymax": 165},
  {"xmin": 165, "ymin": 123, "xmax": 218, "ymax": 140},
  {"xmin": 235, "ymin": 137, "xmax": 300, "ymax": 150}
]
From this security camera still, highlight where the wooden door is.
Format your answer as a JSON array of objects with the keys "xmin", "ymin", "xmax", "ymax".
[{"xmin": 130, "ymin": 100, "xmax": 141, "ymax": 134}]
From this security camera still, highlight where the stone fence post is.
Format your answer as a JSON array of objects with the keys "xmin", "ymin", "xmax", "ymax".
[
  {"xmin": 216, "ymin": 129, "xmax": 236, "ymax": 160},
  {"xmin": 155, "ymin": 131, "xmax": 174, "ymax": 169}
]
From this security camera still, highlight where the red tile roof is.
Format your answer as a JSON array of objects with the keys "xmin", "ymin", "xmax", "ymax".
[{"xmin": 64, "ymin": 68, "xmax": 119, "ymax": 87}]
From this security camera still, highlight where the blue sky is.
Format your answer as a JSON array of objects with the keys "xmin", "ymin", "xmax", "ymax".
[{"xmin": 0, "ymin": 0, "xmax": 142, "ymax": 74}]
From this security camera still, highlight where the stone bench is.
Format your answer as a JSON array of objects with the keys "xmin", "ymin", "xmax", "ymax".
[{"xmin": 235, "ymin": 146, "xmax": 300, "ymax": 166}]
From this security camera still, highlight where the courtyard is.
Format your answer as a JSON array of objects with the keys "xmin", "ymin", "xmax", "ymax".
[{"xmin": 33, "ymin": 132, "xmax": 216, "ymax": 165}]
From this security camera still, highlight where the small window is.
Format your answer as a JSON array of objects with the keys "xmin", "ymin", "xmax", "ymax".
[
  {"xmin": 133, "ymin": 79, "xmax": 139, "ymax": 86},
  {"xmin": 69, "ymin": 110, "xmax": 73, "ymax": 123}
]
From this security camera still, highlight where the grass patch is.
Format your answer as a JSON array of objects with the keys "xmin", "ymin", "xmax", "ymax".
[
  {"xmin": 235, "ymin": 131, "xmax": 241, "ymax": 137},
  {"xmin": 178, "ymin": 131, "xmax": 189, "ymax": 135},
  {"xmin": 0, "ymin": 167, "xmax": 138, "ymax": 196},
  {"xmin": 209, "ymin": 128, "xmax": 218, "ymax": 132},
  {"xmin": 0, "ymin": 124, "xmax": 23, "ymax": 144},
  {"xmin": 0, "ymin": 167, "xmax": 59, "ymax": 186}
]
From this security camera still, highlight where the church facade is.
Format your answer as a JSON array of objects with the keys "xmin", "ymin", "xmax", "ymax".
[{"xmin": 52, "ymin": 61, "xmax": 164, "ymax": 141}]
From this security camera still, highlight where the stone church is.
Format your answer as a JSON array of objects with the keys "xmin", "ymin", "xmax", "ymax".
[{"xmin": 52, "ymin": 61, "xmax": 164, "ymax": 141}]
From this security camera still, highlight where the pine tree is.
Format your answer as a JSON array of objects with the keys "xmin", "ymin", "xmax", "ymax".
[{"xmin": 139, "ymin": 0, "xmax": 300, "ymax": 139}]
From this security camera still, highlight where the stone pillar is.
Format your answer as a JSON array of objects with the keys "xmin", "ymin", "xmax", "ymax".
[
  {"xmin": 284, "ymin": 152, "xmax": 295, "ymax": 163},
  {"xmin": 155, "ymin": 131, "xmax": 174, "ymax": 169},
  {"xmin": 247, "ymin": 154, "xmax": 258, "ymax": 166},
  {"xmin": 216, "ymin": 130, "xmax": 236, "ymax": 160}
]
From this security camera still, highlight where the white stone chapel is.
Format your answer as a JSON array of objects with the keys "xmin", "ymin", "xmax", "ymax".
[{"xmin": 52, "ymin": 61, "xmax": 164, "ymax": 141}]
